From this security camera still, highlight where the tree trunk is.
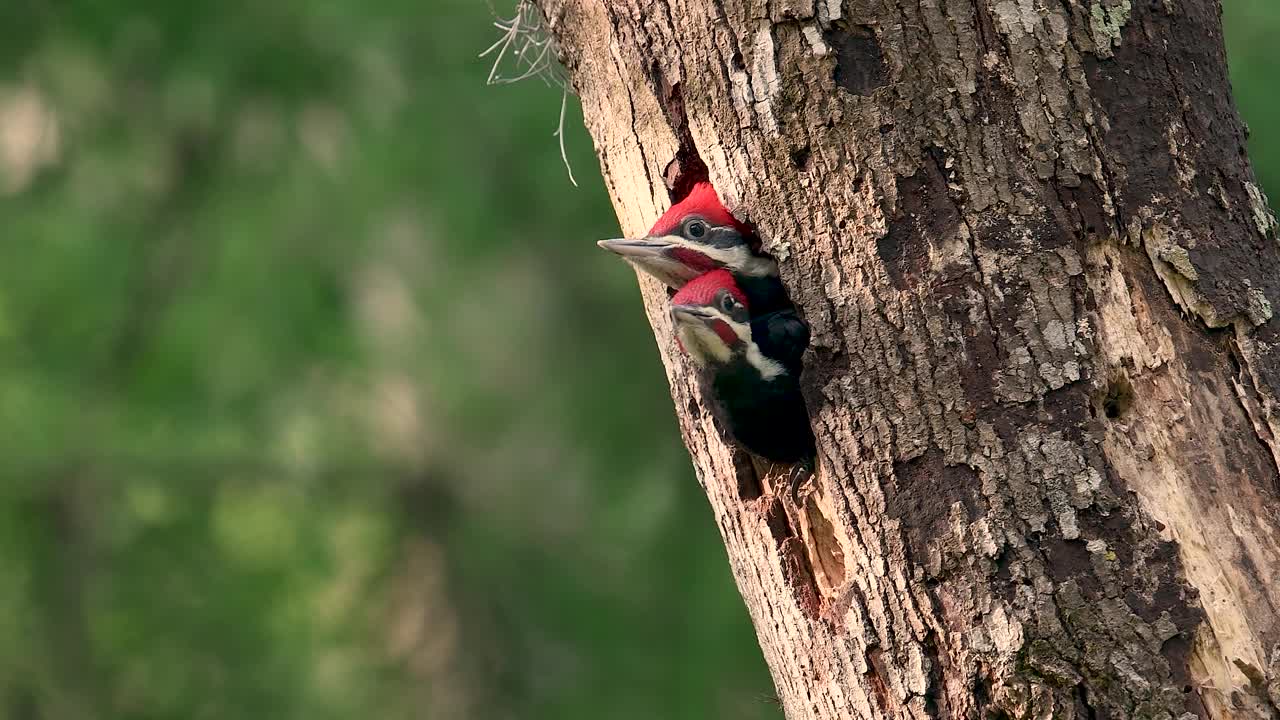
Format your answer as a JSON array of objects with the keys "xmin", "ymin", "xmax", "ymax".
[{"xmin": 536, "ymin": 0, "xmax": 1280, "ymax": 716}]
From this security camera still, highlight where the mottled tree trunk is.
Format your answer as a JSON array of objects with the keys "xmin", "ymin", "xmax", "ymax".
[{"xmin": 537, "ymin": 0, "xmax": 1280, "ymax": 716}]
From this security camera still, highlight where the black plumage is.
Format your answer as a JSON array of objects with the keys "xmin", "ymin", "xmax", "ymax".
[
  {"xmin": 752, "ymin": 309, "xmax": 810, "ymax": 375},
  {"xmin": 699, "ymin": 359, "xmax": 815, "ymax": 465},
  {"xmin": 736, "ymin": 274, "xmax": 794, "ymax": 317}
]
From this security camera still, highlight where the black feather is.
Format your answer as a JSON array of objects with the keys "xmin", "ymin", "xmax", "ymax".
[
  {"xmin": 736, "ymin": 274, "xmax": 792, "ymax": 315},
  {"xmin": 752, "ymin": 310, "xmax": 809, "ymax": 375},
  {"xmin": 697, "ymin": 340, "xmax": 816, "ymax": 465}
]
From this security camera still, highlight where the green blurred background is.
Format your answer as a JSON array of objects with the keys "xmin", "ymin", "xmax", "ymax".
[{"xmin": 0, "ymin": 2, "xmax": 1273, "ymax": 718}]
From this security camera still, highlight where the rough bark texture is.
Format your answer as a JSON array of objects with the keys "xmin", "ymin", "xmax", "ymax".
[{"xmin": 536, "ymin": 0, "xmax": 1280, "ymax": 717}]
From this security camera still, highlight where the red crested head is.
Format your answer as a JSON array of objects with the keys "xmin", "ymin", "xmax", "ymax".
[
  {"xmin": 670, "ymin": 269, "xmax": 753, "ymax": 361},
  {"xmin": 648, "ymin": 183, "xmax": 751, "ymax": 237},
  {"xmin": 671, "ymin": 269, "xmax": 748, "ymax": 310},
  {"xmin": 597, "ymin": 182, "xmax": 775, "ymax": 293}
]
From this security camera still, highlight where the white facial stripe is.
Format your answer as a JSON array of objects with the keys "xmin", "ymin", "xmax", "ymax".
[
  {"xmin": 745, "ymin": 343, "xmax": 785, "ymax": 380},
  {"xmin": 673, "ymin": 305, "xmax": 762, "ymax": 374},
  {"xmin": 697, "ymin": 307, "xmax": 752, "ymax": 344},
  {"xmin": 678, "ymin": 243, "xmax": 779, "ymax": 278},
  {"xmin": 699, "ymin": 245, "xmax": 745, "ymax": 264}
]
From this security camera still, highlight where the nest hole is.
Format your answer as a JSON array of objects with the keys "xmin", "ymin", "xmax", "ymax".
[{"xmin": 1101, "ymin": 375, "xmax": 1135, "ymax": 420}]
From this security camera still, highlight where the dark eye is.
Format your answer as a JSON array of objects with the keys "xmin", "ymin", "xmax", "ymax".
[
  {"xmin": 720, "ymin": 294, "xmax": 737, "ymax": 313},
  {"xmin": 686, "ymin": 220, "xmax": 707, "ymax": 239}
]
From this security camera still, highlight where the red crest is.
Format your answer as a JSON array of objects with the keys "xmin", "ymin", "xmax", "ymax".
[
  {"xmin": 648, "ymin": 183, "xmax": 751, "ymax": 237},
  {"xmin": 671, "ymin": 269, "xmax": 748, "ymax": 310}
]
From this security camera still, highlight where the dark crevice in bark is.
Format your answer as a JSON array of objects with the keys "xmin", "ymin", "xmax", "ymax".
[
  {"xmin": 1227, "ymin": 335, "xmax": 1280, "ymax": 485},
  {"xmin": 1099, "ymin": 373, "xmax": 1135, "ymax": 420},
  {"xmin": 864, "ymin": 646, "xmax": 893, "ymax": 712},
  {"xmin": 790, "ymin": 144, "xmax": 812, "ymax": 172},
  {"xmin": 653, "ymin": 69, "xmax": 710, "ymax": 200},
  {"xmin": 734, "ymin": 449, "xmax": 764, "ymax": 501},
  {"xmin": 764, "ymin": 497, "xmax": 821, "ymax": 619},
  {"xmin": 823, "ymin": 22, "xmax": 888, "ymax": 96},
  {"xmin": 1073, "ymin": 685, "xmax": 1099, "ymax": 720},
  {"xmin": 918, "ymin": 629, "xmax": 947, "ymax": 718}
]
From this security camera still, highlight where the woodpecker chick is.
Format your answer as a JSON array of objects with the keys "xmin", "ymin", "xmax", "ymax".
[
  {"xmin": 670, "ymin": 270, "xmax": 815, "ymax": 466},
  {"xmin": 599, "ymin": 183, "xmax": 789, "ymax": 314}
]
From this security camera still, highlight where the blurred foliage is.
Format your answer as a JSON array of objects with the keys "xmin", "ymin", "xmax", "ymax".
[
  {"xmin": 0, "ymin": 1, "xmax": 774, "ymax": 719},
  {"xmin": 0, "ymin": 1, "xmax": 1273, "ymax": 719},
  {"xmin": 1224, "ymin": 0, "xmax": 1280, "ymax": 194}
]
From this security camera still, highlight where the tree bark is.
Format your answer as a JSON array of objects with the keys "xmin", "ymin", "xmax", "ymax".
[{"xmin": 536, "ymin": 0, "xmax": 1280, "ymax": 716}]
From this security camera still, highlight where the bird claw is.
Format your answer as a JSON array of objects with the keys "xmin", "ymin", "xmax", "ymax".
[{"xmin": 787, "ymin": 461, "xmax": 815, "ymax": 505}]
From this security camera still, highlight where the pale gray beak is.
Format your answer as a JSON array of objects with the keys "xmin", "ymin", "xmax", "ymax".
[
  {"xmin": 670, "ymin": 304, "xmax": 716, "ymax": 326},
  {"xmin": 597, "ymin": 237, "xmax": 700, "ymax": 290},
  {"xmin": 596, "ymin": 237, "xmax": 672, "ymax": 259}
]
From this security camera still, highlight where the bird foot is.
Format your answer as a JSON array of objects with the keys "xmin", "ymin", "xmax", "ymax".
[{"xmin": 787, "ymin": 460, "xmax": 816, "ymax": 505}]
